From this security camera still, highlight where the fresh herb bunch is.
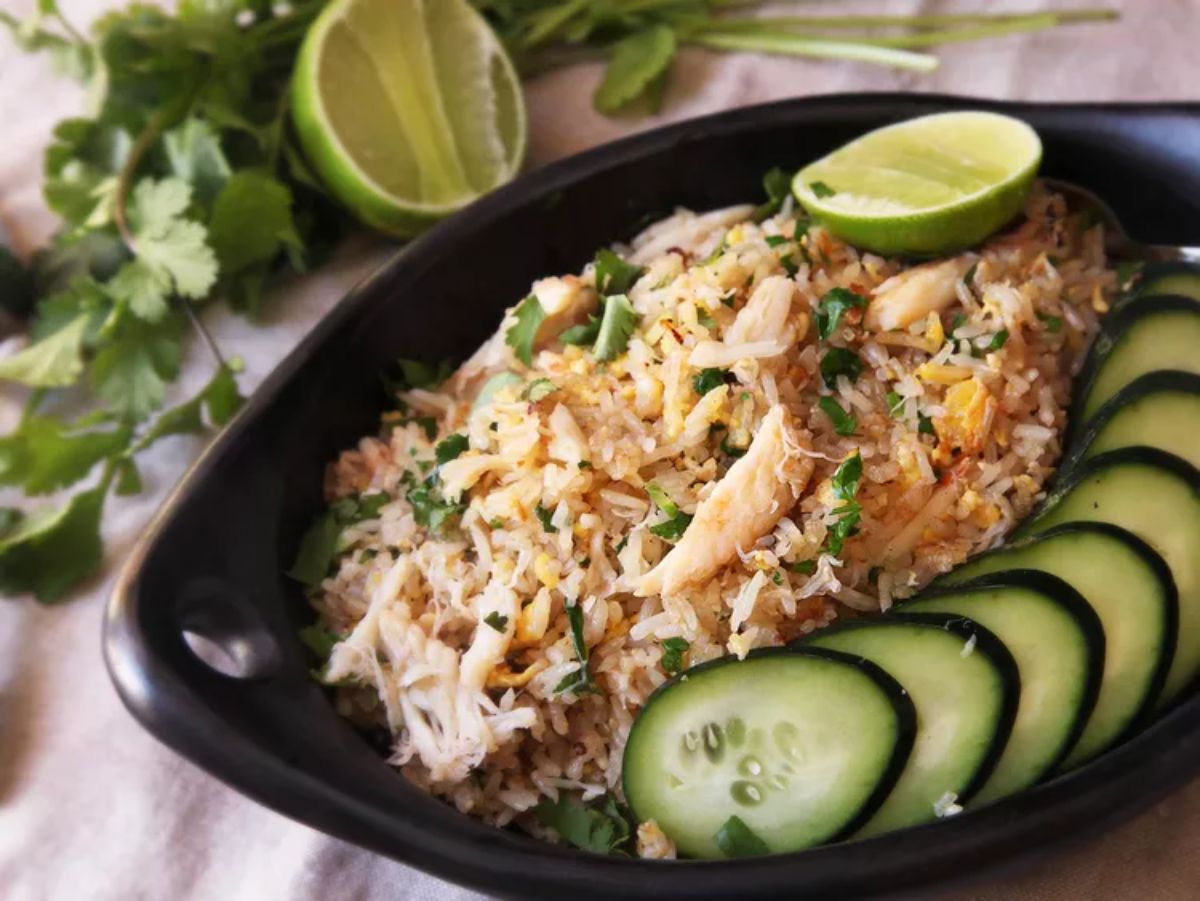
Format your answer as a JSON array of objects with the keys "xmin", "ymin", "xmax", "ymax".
[
  {"xmin": 0, "ymin": 0, "xmax": 354, "ymax": 602},
  {"xmin": 473, "ymin": 2, "xmax": 1117, "ymax": 114}
]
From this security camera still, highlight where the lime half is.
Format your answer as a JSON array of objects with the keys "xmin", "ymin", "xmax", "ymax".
[
  {"xmin": 791, "ymin": 111, "xmax": 1042, "ymax": 255},
  {"xmin": 292, "ymin": 0, "xmax": 526, "ymax": 237}
]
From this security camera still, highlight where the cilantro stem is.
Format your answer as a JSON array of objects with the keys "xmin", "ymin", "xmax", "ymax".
[
  {"xmin": 685, "ymin": 32, "xmax": 939, "ymax": 72},
  {"xmin": 695, "ymin": 9, "xmax": 1116, "ymax": 32},
  {"xmin": 113, "ymin": 108, "xmax": 172, "ymax": 253},
  {"xmin": 51, "ymin": 9, "xmax": 88, "ymax": 45}
]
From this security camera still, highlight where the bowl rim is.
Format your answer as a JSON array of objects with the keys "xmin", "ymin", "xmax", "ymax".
[{"xmin": 104, "ymin": 92, "xmax": 1200, "ymax": 900}]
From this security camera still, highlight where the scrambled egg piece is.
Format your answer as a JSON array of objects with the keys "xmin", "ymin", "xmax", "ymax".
[{"xmin": 934, "ymin": 377, "xmax": 997, "ymax": 461}]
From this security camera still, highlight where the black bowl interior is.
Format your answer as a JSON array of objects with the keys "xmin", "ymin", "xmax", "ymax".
[{"xmin": 105, "ymin": 94, "xmax": 1200, "ymax": 900}]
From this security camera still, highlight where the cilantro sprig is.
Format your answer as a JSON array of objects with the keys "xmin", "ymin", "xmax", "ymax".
[
  {"xmin": 534, "ymin": 793, "xmax": 633, "ymax": 856},
  {"xmin": 646, "ymin": 483, "xmax": 693, "ymax": 542},
  {"xmin": 824, "ymin": 452, "xmax": 863, "ymax": 557},
  {"xmin": 555, "ymin": 601, "xmax": 602, "ymax": 697}
]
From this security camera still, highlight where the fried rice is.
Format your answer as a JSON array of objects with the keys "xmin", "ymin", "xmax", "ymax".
[{"xmin": 305, "ymin": 184, "xmax": 1116, "ymax": 858}]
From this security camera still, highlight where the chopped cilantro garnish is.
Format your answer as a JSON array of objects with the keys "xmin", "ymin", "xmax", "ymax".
[
  {"xmin": 555, "ymin": 602, "xmax": 601, "ymax": 696},
  {"xmin": 785, "ymin": 559, "xmax": 817, "ymax": 575},
  {"xmin": 832, "ymin": 452, "xmax": 863, "ymax": 500},
  {"xmin": 435, "ymin": 433, "xmax": 468, "ymax": 465},
  {"xmin": 660, "ymin": 637, "xmax": 690, "ymax": 675},
  {"xmin": 535, "ymin": 503, "xmax": 559, "ymax": 533},
  {"xmin": 984, "ymin": 329, "xmax": 1009, "ymax": 352},
  {"xmin": 692, "ymin": 367, "xmax": 728, "ymax": 396},
  {"xmin": 1037, "ymin": 312, "xmax": 1063, "ymax": 333},
  {"xmin": 560, "ymin": 314, "xmax": 601, "ymax": 346},
  {"xmin": 297, "ymin": 624, "xmax": 343, "ymax": 661},
  {"xmin": 771, "ymin": 570, "xmax": 783, "ymax": 585},
  {"xmin": 819, "ymin": 347, "xmax": 863, "ymax": 387},
  {"xmin": 397, "ymin": 358, "xmax": 453, "ymax": 390},
  {"xmin": 715, "ymin": 815, "xmax": 770, "ymax": 858},
  {"xmin": 488, "ymin": 518, "xmax": 505, "ymax": 529},
  {"xmin": 523, "ymin": 378, "xmax": 557, "ymax": 402},
  {"xmin": 764, "ymin": 235, "xmax": 789, "ymax": 248},
  {"xmin": 818, "ymin": 396, "xmax": 857, "ymax": 436},
  {"xmin": 918, "ymin": 414, "xmax": 935, "ymax": 435},
  {"xmin": 809, "ymin": 180, "xmax": 836, "ymax": 199},
  {"xmin": 593, "ymin": 248, "xmax": 643, "ymax": 297},
  {"xmin": 780, "ymin": 254, "xmax": 799, "ymax": 277},
  {"xmin": 483, "ymin": 612, "xmax": 509, "ymax": 633},
  {"xmin": 288, "ymin": 492, "xmax": 392, "ymax": 588},
  {"xmin": 950, "ymin": 312, "xmax": 967, "ymax": 335},
  {"xmin": 752, "ymin": 166, "xmax": 792, "ymax": 222},
  {"xmin": 885, "ymin": 390, "xmax": 905, "ymax": 418},
  {"xmin": 505, "ymin": 294, "xmax": 545, "ymax": 366},
  {"xmin": 824, "ymin": 452, "xmax": 863, "ymax": 557},
  {"xmin": 578, "ymin": 460, "xmax": 593, "ymax": 470},
  {"xmin": 406, "ymin": 478, "xmax": 466, "ymax": 534},
  {"xmin": 815, "ymin": 287, "xmax": 868, "ymax": 340},
  {"xmin": 534, "ymin": 793, "xmax": 632, "ymax": 856},
  {"xmin": 592, "ymin": 294, "xmax": 639, "ymax": 362}
]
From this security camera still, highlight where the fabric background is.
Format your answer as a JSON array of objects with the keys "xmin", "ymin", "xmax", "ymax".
[{"xmin": 2, "ymin": 2, "xmax": 1199, "ymax": 899}]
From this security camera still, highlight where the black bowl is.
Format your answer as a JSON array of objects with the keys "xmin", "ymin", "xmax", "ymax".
[{"xmin": 104, "ymin": 94, "xmax": 1200, "ymax": 899}]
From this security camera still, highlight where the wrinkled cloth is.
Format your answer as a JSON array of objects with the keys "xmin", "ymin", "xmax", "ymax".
[{"xmin": 2, "ymin": 1, "xmax": 1199, "ymax": 899}]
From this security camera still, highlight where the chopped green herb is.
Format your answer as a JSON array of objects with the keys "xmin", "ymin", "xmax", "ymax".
[
  {"xmin": 752, "ymin": 166, "xmax": 792, "ymax": 222},
  {"xmin": 819, "ymin": 347, "xmax": 863, "ymax": 387},
  {"xmin": 809, "ymin": 180, "xmax": 837, "ymax": 199},
  {"xmin": 488, "ymin": 518, "xmax": 505, "ymax": 529},
  {"xmin": 592, "ymin": 294, "xmax": 639, "ymax": 362},
  {"xmin": 818, "ymin": 396, "xmax": 857, "ymax": 436},
  {"xmin": 918, "ymin": 414, "xmax": 935, "ymax": 435},
  {"xmin": 815, "ymin": 287, "xmax": 868, "ymax": 340},
  {"xmin": 885, "ymin": 390, "xmax": 905, "ymax": 418},
  {"xmin": 615, "ymin": 535, "xmax": 629, "ymax": 553},
  {"xmin": 297, "ymin": 624, "xmax": 343, "ymax": 661},
  {"xmin": 1037, "ymin": 312, "xmax": 1063, "ymax": 333},
  {"xmin": 559, "ymin": 314, "xmax": 601, "ymax": 346},
  {"xmin": 578, "ymin": 460, "xmax": 594, "ymax": 470},
  {"xmin": 555, "ymin": 602, "xmax": 601, "ymax": 696},
  {"xmin": 647, "ymin": 482, "xmax": 692, "ymax": 541},
  {"xmin": 397, "ymin": 358, "xmax": 454, "ymax": 390},
  {"xmin": 505, "ymin": 294, "xmax": 546, "ymax": 366},
  {"xmin": 435, "ymin": 433, "xmax": 469, "ymax": 465},
  {"xmin": 660, "ymin": 637, "xmax": 690, "ymax": 675},
  {"xmin": 785, "ymin": 559, "xmax": 817, "ymax": 575},
  {"xmin": 715, "ymin": 815, "xmax": 770, "ymax": 858},
  {"xmin": 824, "ymin": 452, "xmax": 864, "ymax": 557},
  {"xmin": 692, "ymin": 367, "xmax": 728, "ymax": 396},
  {"xmin": 780, "ymin": 254, "xmax": 799, "ymax": 277},
  {"xmin": 950, "ymin": 312, "xmax": 967, "ymax": 335},
  {"xmin": 408, "ymin": 416, "xmax": 438, "ymax": 441},
  {"xmin": 720, "ymin": 435, "xmax": 747, "ymax": 459},
  {"xmin": 523, "ymin": 378, "xmax": 557, "ymax": 402},
  {"xmin": 593, "ymin": 248, "xmax": 643, "ymax": 297},
  {"xmin": 535, "ymin": 503, "xmax": 559, "ymax": 533},
  {"xmin": 764, "ymin": 234, "xmax": 789, "ymax": 248},
  {"xmin": 771, "ymin": 570, "xmax": 783, "ymax": 585},
  {"xmin": 483, "ymin": 612, "xmax": 509, "ymax": 633},
  {"xmin": 961, "ymin": 262, "xmax": 979, "ymax": 288},
  {"xmin": 1115, "ymin": 260, "xmax": 1144, "ymax": 289},
  {"xmin": 534, "ymin": 793, "xmax": 632, "ymax": 856},
  {"xmin": 984, "ymin": 329, "xmax": 1010, "ymax": 352},
  {"xmin": 289, "ymin": 492, "xmax": 391, "ymax": 588},
  {"xmin": 832, "ymin": 453, "xmax": 863, "ymax": 501},
  {"xmin": 719, "ymin": 292, "xmax": 736, "ymax": 308}
]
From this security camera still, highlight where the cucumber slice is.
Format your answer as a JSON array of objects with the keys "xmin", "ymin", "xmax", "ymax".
[
  {"xmin": 1071, "ymin": 295, "xmax": 1200, "ymax": 431},
  {"xmin": 1066, "ymin": 371, "xmax": 1200, "ymax": 473},
  {"xmin": 622, "ymin": 647, "xmax": 915, "ymax": 859},
  {"xmin": 804, "ymin": 614, "xmax": 1017, "ymax": 836},
  {"xmin": 901, "ymin": 571, "xmax": 1103, "ymax": 804},
  {"xmin": 937, "ymin": 523, "xmax": 1176, "ymax": 767},
  {"xmin": 1126, "ymin": 261, "xmax": 1200, "ymax": 304},
  {"xmin": 1019, "ymin": 448, "xmax": 1200, "ymax": 705}
]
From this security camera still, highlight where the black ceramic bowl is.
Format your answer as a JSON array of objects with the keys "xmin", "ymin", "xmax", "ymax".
[{"xmin": 105, "ymin": 94, "xmax": 1200, "ymax": 899}]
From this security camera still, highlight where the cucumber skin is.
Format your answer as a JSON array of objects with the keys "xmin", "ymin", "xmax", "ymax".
[{"xmin": 621, "ymin": 646, "xmax": 918, "ymax": 855}]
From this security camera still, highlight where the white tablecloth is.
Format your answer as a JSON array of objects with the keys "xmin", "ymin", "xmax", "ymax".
[{"xmin": 2, "ymin": 2, "xmax": 1199, "ymax": 899}]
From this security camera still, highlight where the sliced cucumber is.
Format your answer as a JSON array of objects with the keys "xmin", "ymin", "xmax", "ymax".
[
  {"xmin": 901, "ymin": 571, "xmax": 1103, "ymax": 804},
  {"xmin": 1126, "ymin": 261, "xmax": 1200, "ymax": 304},
  {"xmin": 1071, "ymin": 295, "xmax": 1200, "ymax": 430},
  {"xmin": 1066, "ymin": 371, "xmax": 1200, "ymax": 473},
  {"xmin": 937, "ymin": 523, "xmax": 1176, "ymax": 767},
  {"xmin": 1019, "ymin": 448, "xmax": 1200, "ymax": 705},
  {"xmin": 622, "ymin": 648, "xmax": 915, "ymax": 858},
  {"xmin": 804, "ymin": 614, "xmax": 1017, "ymax": 836}
]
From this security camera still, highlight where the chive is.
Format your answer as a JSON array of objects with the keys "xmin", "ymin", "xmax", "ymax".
[{"xmin": 818, "ymin": 396, "xmax": 857, "ymax": 436}]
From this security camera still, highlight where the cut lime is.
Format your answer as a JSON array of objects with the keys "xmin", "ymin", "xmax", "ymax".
[
  {"xmin": 291, "ymin": 0, "xmax": 526, "ymax": 237},
  {"xmin": 791, "ymin": 111, "xmax": 1042, "ymax": 255}
]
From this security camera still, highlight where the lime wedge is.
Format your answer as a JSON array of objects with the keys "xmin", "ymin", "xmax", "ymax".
[
  {"xmin": 291, "ymin": 0, "xmax": 526, "ymax": 236},
  {"xmin": 791, "ymin": 111, "xmax": 1042, "ymax": 255}
]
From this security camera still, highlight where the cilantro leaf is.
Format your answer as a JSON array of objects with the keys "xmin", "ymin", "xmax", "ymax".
[
  {"xmin": 593, "ymin": 25, "xmax": 676, "ymax": 114},
  {"xmin": 692, "ymin": 367, "xmax": 728, "ymax": 396},
  {"xmin": 817, "ymin": 396, "xmax": 857, "ymax": 436},
  {"xmin": 90, "ymin": 317, "xmax": 183, "ymax": 421},
  {"xmin": 752, "ymin": 166, "xmax": 792, "ymax": 222},
  {"xmin": 395, "ymin": 358, "xmax": 454, "ymax": 391},
  {"xmin": 483, "ymin": 611, "xmax": 509, "ymax": 633},
  {"xmin": 207, "ymin": 170, "xmax": 300, "ymax": 276},
  {"xmin": 108, "ymin": 259, "xmax": 171, "ymax": 322},
  {"xmin": 559, "ymin": 315, "xmax": 600, "ymax": 346},
  {"xmin": 163, "ymin": 117, "xmax": 231, "ymax": 206},
  {"xmin": 0, "ymin": 312, "xmax": 89, "ymax": 387},
  {"xmin": 137, "ymin": 218, "xmax": 218, "ymax": 300},
  {"xmin": 593, "ymin": 248, "xmax": 643, "ymax": 297},
  {"xmin": 785, "ymin": 559, "xmax": 817, "ymax": 575},
  {"xmin": 555, "ymin": 601, "xmax": 601, "ymax": 696},
  {"xmin": 832, "ymin": 452, "xmax": 863, "ymax": 501},
  {"xmin": 885, "ymin": 390, "xmax": 905, "ymax": 418},
  {"xmin": 984, "ymin": 329, "xmax": 1010, "ymax": 351},
  {"xmin": 1037, "ymin": 312, "xmax": 1063, "ymax": 333},
  {"xmin": 298, "ymin": 624, "xmax": 343, "ymax": 661},
  {"xmin": 0, "ymin": 484, "xmax": 107, "ymax": 603},
  {"xmin": 0, "ymin": 416, "xmax": 130, "ymax": 495},
  {"xmin": 815, "ymin": 287, "xmax": 868, "ymax": 340},
  {"xmin": 660, "ymin": 637, "xmax": 689, "ymax": 675},
  {"xmin": 819, "ymin": 347, "xmax": 863, "ymax": 387},
  {"xmin": 535, "ymin": 503, "xmax": 559, "ymax": 533},
  {"xmin": 523, "ymin": 378, "xmax": 556, "ymax": 402},
  {"xmin": 289, "ymin": 492, "xmax": 393, "ymax": 588},
  {"xmin": 715, "ymin": 815, "xmax": 770, "ymax": 858},
  {"xmin": 534, "ymin": 793, "xmax": 632, "ymax": 856},
  {"xmin": 506, "ymin": 294, "xmax": 545, "ymax": 366},
  {"xmin": 406, "ymin": 477, "xmax": 465, "ymax": 533},
  {"xmin": 824, "ymin": 452, "xmax": 864, "ymax": 557},
  {"xmin": 592, "ymin": 294, "xmax": 638, "ymax": 362},
  {"xmin": 435, "ymin": 433, "xmax": 469, "ymax": 465}
]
